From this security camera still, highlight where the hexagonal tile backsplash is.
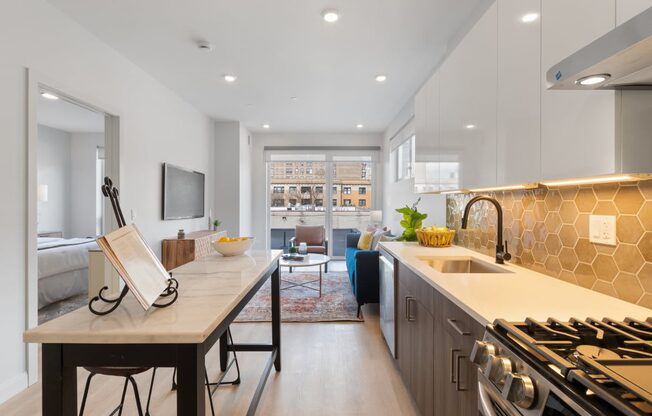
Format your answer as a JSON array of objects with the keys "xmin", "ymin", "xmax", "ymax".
[{"xmin": 446, "ymin": 180, "xmax": 652, "ymax": 308}]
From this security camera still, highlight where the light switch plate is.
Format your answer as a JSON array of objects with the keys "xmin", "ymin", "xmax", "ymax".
[{"xmin": 589, "ymin": 215, "xmax": 616, "ymax": 246}]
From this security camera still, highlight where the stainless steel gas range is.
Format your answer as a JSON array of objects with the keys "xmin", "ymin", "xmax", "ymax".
[{"xmin": 470, "ymin": 317, "xmax": 652, "ymax": 416}]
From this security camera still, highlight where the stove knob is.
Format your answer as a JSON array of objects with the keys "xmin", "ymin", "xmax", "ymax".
[
  {"xmin": 484, "ymin": 355, "xmax": 513, "ymax": 385},
  {"xmin": 470, "ymin": 341, "xmax": 497, "ymax": 367},
  {"xmin": 503, "ymin": 373, "xmax": 536, "ymax": 409}
]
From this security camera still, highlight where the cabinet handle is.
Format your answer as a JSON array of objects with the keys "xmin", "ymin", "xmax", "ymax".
[
  {"xmin": 447, "ymin": 318, "xmax": 470, "ymax": 336},
  {"xmin": 456, "ymin": 354, "xmax": 468, "ymax": 391},
  {"xmin": 406, "ymin": 297, "xmax": 416, "ymax": 321},
  {"xmin": 450, "ymin": 348, "xmax": 460, "ymax": 384}
]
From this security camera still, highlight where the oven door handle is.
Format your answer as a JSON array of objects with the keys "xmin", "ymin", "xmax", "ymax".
[{"xmin": 478, "ymin": 380, "xmax": 498, "ymax": 416}]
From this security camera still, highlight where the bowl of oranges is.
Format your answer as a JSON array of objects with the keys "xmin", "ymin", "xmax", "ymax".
[{"xmin": 212, "ymin": 236, "xmax": 255, "ymax": 257}]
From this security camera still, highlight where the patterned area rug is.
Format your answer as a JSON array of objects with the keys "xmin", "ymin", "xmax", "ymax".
[{"xmin": 236, "ymin": 271, "xmax": 363, "ymax": 322}]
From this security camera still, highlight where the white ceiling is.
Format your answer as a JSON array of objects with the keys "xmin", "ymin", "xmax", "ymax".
[
  {"xmin": 48, "ymin": 0, "xmax": 490, "ymax": 133},
  {"xmin": 38, "ymin": 93, "xmax": 105, "ymax": 133}
]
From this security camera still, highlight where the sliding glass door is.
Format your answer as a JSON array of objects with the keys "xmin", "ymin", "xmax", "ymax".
[{"xmin": 267, "ymin": 150, "xmax": 378, "ymax": 258}]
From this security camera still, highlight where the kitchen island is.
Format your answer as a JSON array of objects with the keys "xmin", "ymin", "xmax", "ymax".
[
  {"xmin": 24, "ymin": 250, "xmax": 282, "ymax": 416},
  {"xmin": 378, "ymin": 241, "xmax": 650, "ymax": 416}
]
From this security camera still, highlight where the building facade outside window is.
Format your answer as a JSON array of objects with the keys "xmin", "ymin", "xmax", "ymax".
[
  {"xmin": 358, "ymin": 199, "xmax": 366, "ymax": 207},
  {"xmin": 343, "ymin": 186, "xmax": 351, "ymax": 195},
  {"xmin": 358, "ymin": 187, "xmax": 366, "ymax": 195},
  {"xmin": 343, "ymin": 199, "xmax": 352, "ymax": 206},
  {"xmin": 315, "ymin": 199, "xmax": 323, "ymax": 207},
  {"xmin": 273, "ymin": 186, "xmax": 284, "ymax": 193}
]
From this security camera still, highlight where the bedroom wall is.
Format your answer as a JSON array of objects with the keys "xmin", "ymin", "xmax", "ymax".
[
  {"xmin": 250, "ymin": 132, "xmax": 384, "ymax": 250},
  {"xmin": 69, "ymin": 132, "xmax": 104, "ymax": 238},
  {"xmin": 37, "ymin": 125, "xmax": 71, "ymax": 236},
  {"xmin": 0, "ymin": 0, "xmax": 215, "ymax": 403}
]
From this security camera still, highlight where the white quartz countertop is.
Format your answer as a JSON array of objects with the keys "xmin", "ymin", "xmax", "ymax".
[
  {"xmin": 24, "ymin": 250, "xmax": 282, "ymax": 344},
  {"xmin": 379, "ymin": 242, "xmax": 651, "ymax": 325}
]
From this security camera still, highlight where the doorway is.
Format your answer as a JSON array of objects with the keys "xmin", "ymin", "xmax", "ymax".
[
  {"xmin": 266, "ymin": 150, "xmax": 379, "ymax": 258},
  {"xmin": 26, "ymin": 72, "xmax": 120, "ymax": 384}
]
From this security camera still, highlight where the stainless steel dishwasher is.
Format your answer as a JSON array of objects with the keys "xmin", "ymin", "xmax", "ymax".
[{"xmin": 379, "ymin": 250, "xmax": 396, "ymax": 357}]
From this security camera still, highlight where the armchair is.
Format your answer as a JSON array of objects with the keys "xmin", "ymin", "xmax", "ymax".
[
  {"xmin": 289, "ymin": 225, "xmax": 328, "ymax": 272},
  {"xmin": 344, "ymin": 232, "xmax": 379, "ymax": 318}
]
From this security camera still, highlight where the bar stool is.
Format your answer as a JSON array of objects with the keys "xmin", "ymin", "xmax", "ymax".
[{"xmin": 79, "ymin": 367, "xmax": 156, "ymax": 416}]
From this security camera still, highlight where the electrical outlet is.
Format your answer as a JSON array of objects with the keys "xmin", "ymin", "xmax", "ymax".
[
  {"xmin": 589, "ymin": 215, "xmax": 616, "ymax": 246},
  {"xmin": 130, "ymin": 209, "xmax": 137, "ymax": 221}
]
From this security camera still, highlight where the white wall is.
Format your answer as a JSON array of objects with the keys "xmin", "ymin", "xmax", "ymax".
[
  {"xmin": 69, "ymin": 132, "xmax": 104, "ymax": 237},
  {"xmin": 213, "ymin": 121, "xmax": 252, "ymax": 236},
  {"xmin": 37, "ymin": 125, "xmax": 71, "ymax": 236},
  {"xmin": 382, "ymin": 101, "xmax": 446, "ymax": 236},
  {"xmin": 250, "ymin": 132, "xmax": 384, "ymax": 249},
  {"xmin": 0, "ymin": 0, "xmax": 214, "ymax": 402}
]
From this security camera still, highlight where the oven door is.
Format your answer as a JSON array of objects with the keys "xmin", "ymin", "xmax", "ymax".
[{"xmin": 478, "ymin": 371, "xmax": 522, "ymax": 416}]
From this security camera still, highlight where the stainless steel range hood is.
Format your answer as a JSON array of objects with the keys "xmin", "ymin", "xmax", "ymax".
[{"xmin": 547, "ymin": 6, "xmax": 652, "ymax": 90}]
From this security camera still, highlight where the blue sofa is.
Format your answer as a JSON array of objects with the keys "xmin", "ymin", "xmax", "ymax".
[{"xmin": 345, "ymin": 233, "xmax": 380, "ymax": 317}]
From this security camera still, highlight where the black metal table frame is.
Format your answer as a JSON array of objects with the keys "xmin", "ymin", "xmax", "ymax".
[{"xmin": 42, "ymin": 263, "xmax": 281, "ymax": 416}]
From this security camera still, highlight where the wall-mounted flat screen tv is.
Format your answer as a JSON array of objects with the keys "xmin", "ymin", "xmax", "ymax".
[{"xmin": 162, "ymin": 163, "xmax": 205, "ymax": 220}]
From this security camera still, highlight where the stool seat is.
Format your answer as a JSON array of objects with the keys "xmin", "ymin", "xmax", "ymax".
[{"xmin": 84, "ymin": 367, "xmax": 151, "ymax": 377}]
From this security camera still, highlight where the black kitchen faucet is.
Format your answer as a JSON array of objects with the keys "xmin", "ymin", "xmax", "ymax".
[{"xmin": 461, "ymin": 196, "xmax": 511, "ymax": 264}]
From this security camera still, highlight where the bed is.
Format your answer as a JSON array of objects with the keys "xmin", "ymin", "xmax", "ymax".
[{"xmin": 38, "ymin": 237, "xmax": 99, "ymax": 308}]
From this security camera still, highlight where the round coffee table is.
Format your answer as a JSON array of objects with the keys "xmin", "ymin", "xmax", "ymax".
[{"xmin": 279, "ymin": 253, "xmax": 331, "ymax": 297}]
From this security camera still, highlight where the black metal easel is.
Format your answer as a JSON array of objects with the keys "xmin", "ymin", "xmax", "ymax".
[{"xmin": 88, "ymin": 176, "xmax": 179, "ymax": 316}]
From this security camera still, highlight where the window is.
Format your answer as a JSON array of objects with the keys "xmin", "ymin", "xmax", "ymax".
[
  {"xmin": 286, "ymin": 168, "xmax": 293, "ymax": 175},
  {"xmin": 273, "ymin": 186, "xmax": 285, "ymax": 193},
  {"xmin": 300, "ymin": 186, "xmax": 311, "ymax": 194},
  {"xmin": 358, "ymin": 199, "xmax": 366, "ymax": 207},
  {"xmin": 289, "ymin": 198, "xmax": 297, "ymax": 205},
  {"xmin": 332, "ymin": 199, "xmax": 337, "ymax": 206},
  {"xmin": 358, "ymin": 187, "xmax": 366, "ymax": 195},
  {"xmin": 332, "ymin": 186, "xmax": 337, "ymax": 193},
  {"xmin": 315, "ymin": 199, "xmax": 323, "ymax": 207},
  {"xmin": 315, "ymin": 186, "xmax": 323, "ymax": 194},
  {"xmin": 289, "ymin": 186, "xmax": 297, "ymax": 193},
  {"xmin": 272, "ymin": 199, "xmax": 285, "ymax": 207},
  {"xmin": 301, "ymin": 198, "xmax": 311, "ymax": 206},
  {"xmin": 307, "ymin": 168, "xmax": 313, "ymax": 174},
  {"xmin": 394, "ymin": 135, "xmax": 415, "ymax": 181},
  {"xmin": 343, "ymin": 186, "xmax": 351, "ymax": 195},
  {"xmin": 343, "ymin": 199, "xmax": 352, "ymax": 206}
]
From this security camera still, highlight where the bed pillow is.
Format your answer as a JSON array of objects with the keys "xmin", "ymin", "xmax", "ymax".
[{"xmin": 357, "ymin": 231, "xmax": 374, "ymax": 250}]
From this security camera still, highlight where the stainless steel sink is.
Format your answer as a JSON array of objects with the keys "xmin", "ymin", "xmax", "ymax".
[{"xmin": 417, "ymin": 256, "xmax": 513, "ymax": 274}]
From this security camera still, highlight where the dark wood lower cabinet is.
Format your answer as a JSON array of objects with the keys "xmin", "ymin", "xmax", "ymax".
[{"xmin": 395, "ymin": 260, "xmax": 484, "ymax": 416}]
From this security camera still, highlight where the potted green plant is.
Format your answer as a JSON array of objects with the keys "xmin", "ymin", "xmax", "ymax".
[
  {"xmin": 212, "ymin": 219, "xmax": 221, "ymax": 231},
  {"xmin": 395, "ymin": 198, "xmax": 428, "ymax": 241},
  {"xmin": 288, "ymin": 245, "xmax": 298, "ymax": 255}
]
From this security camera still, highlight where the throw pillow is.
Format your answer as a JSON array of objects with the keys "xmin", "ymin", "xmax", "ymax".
[
  {"xmin": 371, "ymin": 229, "xmax": 389, "ymax": 250},
  {"xmin": 357, "ymin": 231, "xmax": 374, "ymax": 250}
]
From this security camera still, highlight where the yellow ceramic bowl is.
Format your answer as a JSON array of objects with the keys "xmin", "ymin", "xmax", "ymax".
[{"xmin": 212, "ymin": 237, "xmax": 255, "ymax": 257}]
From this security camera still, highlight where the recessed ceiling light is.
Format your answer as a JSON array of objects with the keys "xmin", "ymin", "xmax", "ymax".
[
  {"xmin": 262, "ymin": 124, "xmax": 270, "ymax": 129},
  {"xmin": 375, "ymin": 75, "xmax": 387, "ymax": 83},
  {"xmin": 356, "ymin": 124, "xmax": 364, "ymax": 129},
  {"xmin": 41, "ymin": 92, "xmax": 59, "ymax": 100},
  {"xmin": 321, "ymin": 9, "xmax": 340, "ymax": 23},
  {"xmin": 576, "ymin": 74, "xmax": 610, "ymax": 86},
  {"xmin": 223, "ymin": 74, "xmax": 237, "ymax": 83},
  {"xmin": 521, "ymin": 12, "xmax": 539, "ymax": 23},
  {"xmin": 465, "ymin": 124, "xmax": 476, "ymax": 129}
]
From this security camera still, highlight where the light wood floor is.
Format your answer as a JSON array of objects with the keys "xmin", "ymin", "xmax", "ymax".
[{"xmin": 1, "ymin": 305, "xmax": 418, "ymax": 415}]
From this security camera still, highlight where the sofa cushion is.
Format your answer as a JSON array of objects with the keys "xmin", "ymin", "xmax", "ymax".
[{"xmin": 345, "ymin": 247, "xmax": 358, "ymax": 288}]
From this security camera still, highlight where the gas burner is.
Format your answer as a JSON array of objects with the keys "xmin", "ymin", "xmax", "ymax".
[{"xmin": 567, "ymin": 345, "xmax": 621, "ymax": 373}]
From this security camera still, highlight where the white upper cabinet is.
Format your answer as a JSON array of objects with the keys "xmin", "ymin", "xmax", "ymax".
[
  {"xmin": 540, "ymin": 0, "xmax": 616, "ymax": 181},
  {"xmin": 616, "ymin": 0, "xmax": 652, "ymax": 24},
  {"xmin": 414, "ymin": 73, "xmax": 440, "ymax": 193},
  {"xmin": 440, "ymin": 2, "xmax": 497, "ymax": 190},
  {"xmin": 497, "ymin": 0, "xmax": 541, "ymax": 185}
]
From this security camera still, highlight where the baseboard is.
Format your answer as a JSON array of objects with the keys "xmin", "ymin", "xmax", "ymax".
[{"xmin": 0, "ymin": 371, "xmax": 28, "ymax": 405}]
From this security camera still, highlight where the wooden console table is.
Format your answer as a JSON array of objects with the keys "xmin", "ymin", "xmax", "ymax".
[{"xmin": 161, "ymin": 230, "xmax": 225, "ymax": 270}]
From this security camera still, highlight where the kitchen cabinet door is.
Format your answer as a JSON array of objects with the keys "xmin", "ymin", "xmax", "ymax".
[
  {"xmin": 616, "ymin": 0, "xmax": 652, "ymax": 24},
  {"xmin": 540, "ymin": 0, "xmax": 616, "ymax": 181},
  {"xmin": 414, "ymin": 75, "xmax": 440, "ymax": 193},
  {"xmin": 497, "ymin": 0, "xmax": 541, "ymax": 185},
  {"xmin": 410, "ymin": 298, "xmax": 435, "ymax": 416},
  {"xmin": 396, "ymin": 277, "xmax": 413, "ymax": 388},
  {"xmin": 439, "ymin": 2, "xmax": 497, "ymax": 190}
]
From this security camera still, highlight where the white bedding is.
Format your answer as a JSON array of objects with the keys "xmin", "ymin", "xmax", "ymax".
[{"xmin": 38, "ymin": 237, "xmax": 98, "ymax": 308}]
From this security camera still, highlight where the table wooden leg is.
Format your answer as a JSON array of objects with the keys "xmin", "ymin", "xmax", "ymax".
[
  {"xmin": 271, "ymin": 265, "xmax": 282, "ymax": 371},
  {"xmin": 177, "ymin": 344, "xmax": 205, "ymax": 416},
  {"xmin": 42, "ymin": 344, "xmax": 77, "ymax": 416}
]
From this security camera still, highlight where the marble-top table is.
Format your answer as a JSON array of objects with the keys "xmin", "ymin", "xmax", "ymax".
[{"xmin": 24, "ymin": 250, "xmax": 282, "ymax": 416}]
